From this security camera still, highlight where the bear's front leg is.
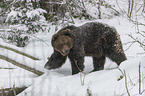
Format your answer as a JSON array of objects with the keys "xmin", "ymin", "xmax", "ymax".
[
  {"xmin": 44, "ymin": 51, "xmax": 67, "ymax": 70},
  {"xmin": 68, "ymin": 49, "xmax": 85, "ymax": 75}
]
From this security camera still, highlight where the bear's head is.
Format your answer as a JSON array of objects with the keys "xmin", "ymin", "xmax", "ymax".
[{"xmin": 52, "ymin": 29, "xmax": 74, "ymax": 56}]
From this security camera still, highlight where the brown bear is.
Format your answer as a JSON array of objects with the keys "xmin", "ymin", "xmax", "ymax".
[{"xmin": 44, "ymin": 22, "xmax": 127, "ymax": 75}]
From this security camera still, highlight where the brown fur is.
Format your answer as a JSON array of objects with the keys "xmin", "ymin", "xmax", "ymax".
[
  {"xmin": 44, "ymin": 22, "xmax": 127, "ymax": 75},
  {"xmin": 53, "ymin": 36, "xmax": 73, "ymax": 56}
]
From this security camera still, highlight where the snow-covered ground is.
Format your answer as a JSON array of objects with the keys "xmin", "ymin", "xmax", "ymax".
[{"xmin": 0, "ymin": 16, "xmax": 145, "ymax": 96}]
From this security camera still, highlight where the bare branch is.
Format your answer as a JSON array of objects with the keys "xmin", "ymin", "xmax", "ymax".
[
  {"xmin": 128, "ymin": 34, "xmax": 145, "ymax": 46},
  {"xmin": 124, "ymin": 70, "xmax": 131, "ymax": 96},
  {"xmin": 139, "ymin": 63, "xmax": 141, "ymax": 94},
  {"xmin": 0, "ymin": 0, "xmax": 18, "ymax": 16},
  {"xmin": 64, "ymin": 0, "xmax": 75, "ymax": 24}
]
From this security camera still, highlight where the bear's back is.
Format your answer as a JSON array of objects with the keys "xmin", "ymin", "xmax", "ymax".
[{"xmin": 57, "ymin": 22, "xmax": 117, "ymax": 45}]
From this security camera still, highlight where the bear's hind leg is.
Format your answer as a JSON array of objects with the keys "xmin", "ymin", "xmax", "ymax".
[
  {"xmin": 91, "ymin": 56, "xmax": 106, "ymax": 72},
  {"xmin": 107, "ymin": 50, "xmax": 126, "ymax": 66}
]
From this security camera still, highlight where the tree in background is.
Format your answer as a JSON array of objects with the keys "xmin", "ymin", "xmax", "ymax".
[
  {"xmin": 1, "ymin": 0, "xmax": 120, "ymax": 47},
  {"xmin": 2, "ymin": 0, "xmax": 48, "ymax": 47},
  {"xmin": 39, "ymin": 0, "xmax": 120, "ymax": 23},
  {"xmin": 116, "ymin": 0, "xmax": 145, "ymax": 53}
]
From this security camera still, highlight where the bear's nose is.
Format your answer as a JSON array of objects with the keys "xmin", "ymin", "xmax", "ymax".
[
  {"xmin": 44, "ymin": 64, "xmax": 50, "ymax": 70},
  {"xmin": 65, "ymin": 50, "xmax": 69, "ymax": 53}
]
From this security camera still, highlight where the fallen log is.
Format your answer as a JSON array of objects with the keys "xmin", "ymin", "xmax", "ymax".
[
  {"xmin": 0, "ymin": 55, "xmax": 44, "ymax": 76},
  {"xmin": 0, "ymin": 45, "xmax": 40, "ymax": 60},
  {"xmin": 0, "ymin": 45, "xmax": 46, "ymax": 95},
  {"xmin": 0, "ymin": 45, "xmax": 45, "ymax": 95},
  {"xmin": 0, "ymin": 86, "xmax": 27, "ymax": 96}
]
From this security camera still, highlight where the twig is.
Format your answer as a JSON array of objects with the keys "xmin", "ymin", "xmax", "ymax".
[
  {"xmin": 0, "ymin": 67, "xmax": 15, "ymax": 69},
  {"xmin": 128, "ymin": 18, "xmax": 145, "ymax": 26},
  {"xmin": 124, "ymin": 70, "xmax": 131, "ymax": 96},
  {"xmin": 128, "ymin": 75, "xmax": 135, "ymax": 86},
  {"xmin": 64, "ymin": 0, "xmax": 75, "ymax": 24},
  {"xmin": 128, "ymin": 0, "xmax": 131, "ymax": 17},
  {"xmin": 103, "ymin": 0, "xmax": 120, "ymax": 15},
  {"xmin": 74, "ymin": 60, "xmax": 86, "ymax": 86},
  {"xmin": 128, "ymin": 0, "xmax": 134, "ymax": 18},
  {"xmin": 116, "ymin": 0, "xmax": 127, "ymax": 15},
  {"xmin": 45, "ymin": 1, "xmax": 65, "ymax": 4},
  {"xmin": 124, "ymin": 41, "xmax": 135, "ymax": 51},
  {"xmin": 139, "ymin": 62, "xmax": 141, "ymax": 94},
  {"xmin": 12, "ymin": 85, "xmax": 16, "ymax": 96},
  {"xmin": 117, "ymin": 67, "xmax": 131, "ymax": 96},
  {"xmin": 141, "ymin": 90, "xmax": 145, "ymax": 94},
  {"xmin": 138, "ymin": 31, "xmax": 145, "ymax": 37},
  {"xmin": 117, "ymin": 67, "xmax": 124, "ymax": 76},
  {"xmin": 69, "ymin": 0, "xmax": 94, "ymax": 20},
  {"xmin": 98, "ymin": 0, "xmax": 101, "ymax": 19},
  {"xmin": 0, "ymin": 0, "xmax": 18, "ymax": 16},
  {"xmin": 129, "ymin": 0, "xmax": 134, "ymax": 18},
  {"xmin": 1, "ymin": 87, "xmax": 3, "ymax": 96},
  {"xmin": 128, "ymin": 34, "xmax": 145, "ymax": 46},
  {"xmin": 30, "ymin": 35, "xmax": 49, "ymax": 47},
  {"xmin": 123, "ymin": 41, "xmax": 136, "ymax": 45},
  {"xmin": 81, "ymin": 0, "xmax": 86, "ymax": 10}
]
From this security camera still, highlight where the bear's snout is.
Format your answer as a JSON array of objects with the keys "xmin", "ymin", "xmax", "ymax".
[
  {"xmin": 60, "ymin": 49, "xmax": 70, "ymax": 56},
  {"xmin": 44, "ymin": 63, "xmax": 51, "ymax": 70},
  {"xmin": 62, "ymin": 49, "xmax": 69, "ymax": 54},
  {"xmin": 65, "ymin": 50, "xmax": 69, "ymax": 53}
]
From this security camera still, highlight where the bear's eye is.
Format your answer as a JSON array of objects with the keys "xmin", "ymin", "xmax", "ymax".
[
  {"xmin": 67, "ymin": 42, "xmax": 71, "ymax": 47},
  {"xmin": 59, "ymin": 44, "xmax": 63, "ymax": 47}
]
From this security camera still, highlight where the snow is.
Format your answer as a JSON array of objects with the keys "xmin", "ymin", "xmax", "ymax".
[
  {"xmin": 5, "ymin": 10, "xmax": 20, "ymax": 22},
  {"xmin": 1, "ymin": 3, "xmax": 145, "ymax": 96},
  {"xmin": 26, "ymin": 8, "xmax": 47, "ymax": 19},
  {"xmin": 17, "ymin": 58, "xmax": 145, "ymax": 96},
  {"xmin": 1, "ymin": 16, "xmax": 145, "ymax": 96}
]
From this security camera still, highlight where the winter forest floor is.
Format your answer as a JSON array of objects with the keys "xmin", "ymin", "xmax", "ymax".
[{"xmin": 0, "ymin": 16, "xmax": 145, "ymax": 96}]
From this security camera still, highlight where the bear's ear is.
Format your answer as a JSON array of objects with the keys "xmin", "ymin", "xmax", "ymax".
[
  {"xmin": 60, "ymin": 29, "xmax": 74, "ymax": 39},
  {"xmin": 51, "ymin": 34, "xmax": 59, "ymax": 46},
  {"xmin": 51, "ymin": 29, "xmax": 74, "ymax": 47}
]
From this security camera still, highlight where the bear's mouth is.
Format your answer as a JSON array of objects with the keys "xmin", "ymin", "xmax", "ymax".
[
  {"xmin": 61, "ymin": 50, "xmax": 69, "ymax": 56},
  {"xmin": 55, "ymin": 48, "xmax": 70, "ymax": 56}
]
